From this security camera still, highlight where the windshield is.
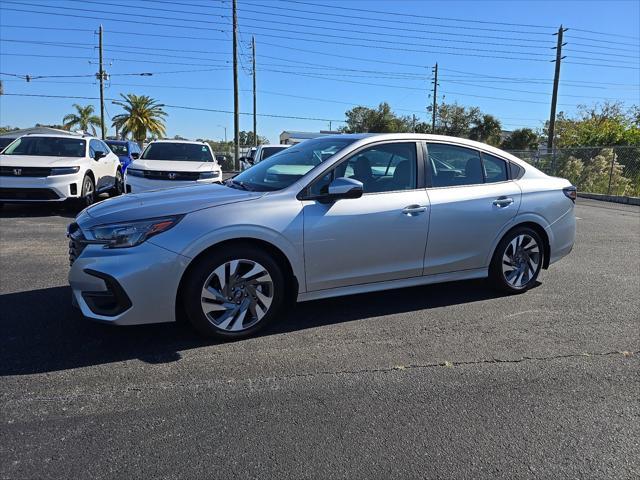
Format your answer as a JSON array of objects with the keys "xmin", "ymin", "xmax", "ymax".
[
  {"xmin": 107, "ymin": 143, "xmax": 129, "ymax": 156},
  {"xmin": 260, "ymin": 146, "xmax": 289, "ymax": 161},
  {"xmin": 2, "ymin": 137, "xmax": 86, "ymax": 157},
  {"xmin": 231, "ymin": 137, "xmax": 356, "ymax": 191},
  {"xmin": 141, "ymin": 142, "xmax": 213, "ymax": 162},
  {"xmin": 0, "ymin": 138, "xmax": 15, "ymax": 152}
]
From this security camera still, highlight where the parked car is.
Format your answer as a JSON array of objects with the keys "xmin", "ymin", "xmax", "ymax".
[
  {"xmin": 124, "ymin": 140, "xmax": 222, "ymax": 193},
  {"xmin": 105, "ymin": 140, "xmax": 142, "ymax": 172},
  {"xmin": 240, "ymin": 144, "xmax": 290, "ymax": 170},
  {"xmin": 68, "ymin": 134, "xmax": 576, "ymax": 339},
  {"xmin": 1, "ymin": 134, "xmax": 122, "ymax": 206}
]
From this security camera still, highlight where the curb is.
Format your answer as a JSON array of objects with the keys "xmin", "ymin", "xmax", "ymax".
[{"xmin": 578, "ymin": 192, "xmax": 640, "ymax": 206}]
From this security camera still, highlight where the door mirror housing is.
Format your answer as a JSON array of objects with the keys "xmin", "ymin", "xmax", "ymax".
[
  {"xmin": 130, "ymin": 152, "xmax": 140, "ymax": 160},
  {"xmin": 323, "ymin": 177, "xmax": 363, "ymax": 202},
  {"xmin": 93, "ymin": 151, "xmax": 105, "ymax": 161}
]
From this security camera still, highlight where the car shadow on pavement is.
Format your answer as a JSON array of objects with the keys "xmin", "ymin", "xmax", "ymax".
[
  {"xmin": 0, "ymin": 203, "xmax": 79, "ymax": 219},
  {"xmin": 0, "ymin": 280, "xmax": 520, "ymax": 376}
]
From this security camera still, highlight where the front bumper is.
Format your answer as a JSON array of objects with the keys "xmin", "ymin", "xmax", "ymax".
[
  {"xmin": 0, "ymin": 173, "xmax": 83, "ymax": 201},
  {"xmin": 124, "ymin": 175, "xmax": 220, "ymax": 193},
  {"xmin": 68, "ymin": 240, "xmax": 190, "ymax": 325}
]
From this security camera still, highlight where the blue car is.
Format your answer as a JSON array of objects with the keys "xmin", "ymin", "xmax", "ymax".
[{"xmin": 105, "ymin": 140, "xmax": 142, "ymax": 172}]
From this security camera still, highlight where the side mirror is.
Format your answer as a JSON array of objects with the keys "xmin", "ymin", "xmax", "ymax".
[
  {"xmin": 130, "ymin": 152, "xmax": 140, "ymax": 159},
  {"xmin": 93, "ymin": 151, "xmax": 105, "ymax": 161},
  {"xmin": 324, "ymin": 177, "xmax": 363, "ymax": 202}
]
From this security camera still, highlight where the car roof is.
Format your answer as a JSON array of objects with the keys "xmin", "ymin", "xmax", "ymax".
[
  {"xmin": 105, "ymin": 140, "xmax": 129, "ymax": 144},
  {"xmin": 15, "ymin": 134, "xmax": 89, "ymax": 139}
]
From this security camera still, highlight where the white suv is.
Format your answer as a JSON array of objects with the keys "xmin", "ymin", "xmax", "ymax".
[
  {"xmin": 124, "ymin": 140, "xmax": 222, "ymax": 193},
  {"xmin": 0, "ymin": 134, "xmax": 122, "ymax": 206}
]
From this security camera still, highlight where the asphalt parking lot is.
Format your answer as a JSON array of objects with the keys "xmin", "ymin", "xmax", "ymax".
[{"xmin": 1, "ymin": 198, "xmax": 638, "ymax": 479}]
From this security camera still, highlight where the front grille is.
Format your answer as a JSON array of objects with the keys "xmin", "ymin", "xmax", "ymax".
[
  {"xmin": 0, "ymin": 188, "xmax": 60, "ymax": 200},
  {"xmin": 143, "ymin": 170, "xmax": 201, "ymax": 181},
  {"xmin": 0, "ymin": 166, "xmax": 52, "ymax": 177},
  {"xmin": 68, "ymin": 222, "xmax": 87, "ymax": 265}
]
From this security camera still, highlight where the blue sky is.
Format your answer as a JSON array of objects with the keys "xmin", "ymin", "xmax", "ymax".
[{"xmin": 0, "ymin": 0, "xmax": 638, "ymax": 143}]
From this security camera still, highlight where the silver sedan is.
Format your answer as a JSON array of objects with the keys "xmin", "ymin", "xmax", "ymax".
[{"xmin": 68, "ymin": 134, "xmax": 576, "ymax": 339}]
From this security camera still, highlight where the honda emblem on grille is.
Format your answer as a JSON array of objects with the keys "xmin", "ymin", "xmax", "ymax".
[
  {"xmin": 13, "ymin": 168, "xmax": 22, "ymax": 176},
  {"xmin": 168, "ymin": 172, "xmax": 177, "ymax": 180}
]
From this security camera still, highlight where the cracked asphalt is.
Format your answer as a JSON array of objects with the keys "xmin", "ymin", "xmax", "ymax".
[{"xmin": 1, "ymin": 198, "xmax": 639, "ymax": 479}]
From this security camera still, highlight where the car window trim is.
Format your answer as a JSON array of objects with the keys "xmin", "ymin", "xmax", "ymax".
[{"xmin": 298, "ymin": 139, "xmax": 425, "ymax": 201}]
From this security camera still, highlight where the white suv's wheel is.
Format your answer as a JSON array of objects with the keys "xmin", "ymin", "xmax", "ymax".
[
  {"xmin": 183, "ymin": 245, "xmax": 286, "ymax": 339},
  {"xmin": 80, "ymin": 174, "xmax": 95, "ymax": 206}
]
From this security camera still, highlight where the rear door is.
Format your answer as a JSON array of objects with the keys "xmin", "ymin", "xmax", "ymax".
[{"xmin": 423, "ymin": 143, "xmax": 521, "ymax": 275}]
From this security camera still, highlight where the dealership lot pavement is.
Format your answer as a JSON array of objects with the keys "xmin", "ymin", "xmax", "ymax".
[{"xmin": 1, "ymin": 198, "xmax": 639, "ymax": 479}]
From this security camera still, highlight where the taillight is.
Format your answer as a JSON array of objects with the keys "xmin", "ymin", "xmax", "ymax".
[{"xmin": 563, "ymin": 185, "xmax": 577, "ymax": 202}]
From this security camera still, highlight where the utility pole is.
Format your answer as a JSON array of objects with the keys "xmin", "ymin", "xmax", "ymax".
[
  {"xmin": 547, "ymin": 25, "xmax": 567, "ymax": 151},
  {"xmin": 252, "ymin": 36, "xmax": 257, "ymax": 147},
  {"xmin": 98, "ymin": 25, "xmax": 106, "ymax": 139},
  {"xmin": 431, "ymin": 62, "xmax": 438, "ymax": 133},
  {"xmin": 232, "ymin": 0, "xmax": 240, "ymax": 170}
]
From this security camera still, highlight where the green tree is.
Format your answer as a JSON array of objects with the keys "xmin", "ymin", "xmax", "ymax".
[
  {"xmin": 557, "ymin": 148, "xmax": 631, "ymax": 195},
  {"xmin": 469, "ymin": 114, "xmax": 502, "ymax": 146},
  {"xmin": 238, "ymin": 131, "xmax": 268, "ymax": 146},
  {"xmin": 501, "ymin": 128, "xmax": 540, "ymax": 151},
  {"xmin": 341, "ymin": 102, "xmax": 412, "ymax": 133},
  {"xmin": 62, "ymin": 104, "xmax": 101, "ymax": 135},
  {"xmin": 433, "ymin": 102, "xmax": 481, "ymax": 138},
  {"xmin": 111, "ymin": 94, "xmax": 167, "ymax": 146},
  {"xmin": 0, "ymin": 126, "xmax": 19, "ymax": 135}
]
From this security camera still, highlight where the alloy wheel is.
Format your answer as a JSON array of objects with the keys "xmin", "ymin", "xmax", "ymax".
[
  {"xmin": 200, "ymin": 259, "xmax": 274, "ymax": 332},
  {"xmin": 501, "ymin": 234, "xmax": 541, "ymax": 289},
  {"xmin": 83, "ymin": 177, "xmax": 95, "ymax": 205}
]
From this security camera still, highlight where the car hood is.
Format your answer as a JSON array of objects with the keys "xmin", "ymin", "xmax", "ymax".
[
  {"xmin": 0, "ymin": 155, "xmax": 84, "ymax": 167},
  {"xmin": 129, "ymin": 159, "xmax": 215, "ymax": 172},
  {"xmin": 77, "ymin": 183, "xmax": 265, "ymax": 227}
]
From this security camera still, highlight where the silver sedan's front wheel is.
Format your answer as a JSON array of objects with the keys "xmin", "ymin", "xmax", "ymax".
[
  {"xmin": 200, "ymin": 259, "xmax": 274, "ymax": 332},
  {"xmin": 490, "ymin": 227, "xmax": 544, "ymax": 293},
  {"xmin": 183, "ymin": 246, "xmax": 286, "ymax": 339}
]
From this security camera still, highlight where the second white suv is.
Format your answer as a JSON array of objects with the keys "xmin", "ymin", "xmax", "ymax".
[
  {"xmin": 125, "ymin": 140, "xmax": 222, "ymax": 193},
  {"xmin": 0, "ymin": 134, "xmax": 122, "ymax": 206}
]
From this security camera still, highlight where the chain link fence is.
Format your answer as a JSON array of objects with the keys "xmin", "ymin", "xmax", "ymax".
[{"xmin": 507, "ymin": 146, "xmax": 640, "ymax": 197}]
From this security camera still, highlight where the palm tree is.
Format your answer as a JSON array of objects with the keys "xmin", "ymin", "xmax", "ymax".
[
  {"xmin": 62, "ymin": 104, "xmax": 102, "ymax": 135},
  {"xmin": 111, "ymin": 94, "xmax": 167, "ymax": 146}
]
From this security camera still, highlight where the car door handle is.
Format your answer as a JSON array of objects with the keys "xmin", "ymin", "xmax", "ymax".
[
  {"xmin": 492, "ymin": 196, "xmax": 514, "ymax": 208},
  {"xmin": 402, "ymin": 205, "xmax": 427, "ymax": 215}
]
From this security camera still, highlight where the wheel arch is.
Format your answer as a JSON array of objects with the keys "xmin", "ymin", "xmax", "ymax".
[
  {"xmin": 84, "ymin": 169, "xmax": 96, "ymax": 184},
  {"xmin": 491, "ymin": 221, "xmax": 551, "ymax": 270},
  {"xmin": 175, "ymin": 237, "xmax": 299, "ymax": 322}
]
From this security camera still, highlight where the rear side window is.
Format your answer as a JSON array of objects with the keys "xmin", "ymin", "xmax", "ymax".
[
  {"xmin": 427, "ymin": 143, "xmax": 483, "ymax": 187},
  {"xmin": 482, "ymin": 153, "xmax": 508, "ymax": 183},
  {"xmin": 510, "ymin": 162, "xmax": 524, "ymax": 179}
]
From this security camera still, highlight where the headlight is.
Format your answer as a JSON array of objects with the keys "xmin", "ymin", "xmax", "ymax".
[
  {"xmin": 50, "ymin": 166, "xmax": 80, "ymax": 176},
  {"xmin": 126, "ymin": 168, "xmax": 144, "ymax": 177},
  {"xmin": 199, "ymin": 171, "xmax": 220, "ymax": 179},
  {"xmin": 86, "ymin": 215, "xmax": 183, "ymax": 248}
]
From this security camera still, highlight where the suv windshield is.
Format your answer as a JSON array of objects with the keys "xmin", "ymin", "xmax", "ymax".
[
  {"xmin": 231, "ymin": 137, "xmax": 356, "ymax": 191},
  {"xmin": 107, "ymin": 143, "xmax": 128, "ymax": 156},
  {"xmin": 2, "ymin": 137, "xmax": 86, "ymax": 157},
  {"xmin": 141, "ymin": 142, "xmax": 213, "ymax": 162}
]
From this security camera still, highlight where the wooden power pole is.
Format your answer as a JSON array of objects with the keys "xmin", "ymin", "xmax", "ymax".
[
  {"xmin": 252, "ymin": 36, "xmax": 257, "ymax": 147},
  {"xmin": 431, "ymin": 62, "xmax": 438, "ymax": 133},
  {"xmin": 232, "ymin": 0, "xmax": 240, "ymax": 170},
  {"xmin": 98, "ymin": 25, "xmax": 106, "ymax": 139},
  {"xmin": 547, "ymin": 25, "xmax": 567, "ymax": 151}
]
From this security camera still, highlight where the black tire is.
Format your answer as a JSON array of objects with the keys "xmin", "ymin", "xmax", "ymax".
[
  {"xmin": 110, "ymin": 168, "xmax": 123, "ymax": 197},
  {"xmin": 79, "ymin": 174, "xmax": 96, "ymax": 207},
  {"xmin": 489, "ymin": 226, "xmax": 544, "ymax": 294},
  {"xmin": 182, "ymin": 244, "xmax": 287, "ymax": 340}
]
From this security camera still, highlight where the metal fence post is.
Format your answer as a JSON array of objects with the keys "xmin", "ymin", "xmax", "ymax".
[{"xmin": 607, "ymin": 150, "xmax": 616, "ymax": 195}]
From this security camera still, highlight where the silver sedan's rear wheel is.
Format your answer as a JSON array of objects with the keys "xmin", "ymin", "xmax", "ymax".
[
  {"xmin": 490, "ymin": 227, "xmax": 544, "ymax": 293},
  {"xmin": 183, "ymin": 246, "xmax": 286, "ymax": 339}
]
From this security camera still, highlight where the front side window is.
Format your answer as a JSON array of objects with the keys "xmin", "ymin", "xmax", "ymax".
[
  {"xmin": 3, "ymin": 137, "xmax": 86, "ymax": 158},
  {"xmin": 427, "ymin": 143, "xmax": 483, "ymax": 187},
  {"xmin": 141, "ymin": 143, "xmax": 214, "ymax": 162},
  {"xmin": 482, "ymin": 153, "xmax": 508, "ymax": 183},
  {"xmin": 232, "ymin": 137, "xmax": 356, "ymax": 192},
  {"xmin": 310, "ymin": 142, "xmax": 417, "ymax": 196}
]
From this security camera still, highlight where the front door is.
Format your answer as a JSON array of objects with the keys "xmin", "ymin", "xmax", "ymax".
[{"xmin": 303, "ymin": 141, "xmax": 430, "ymax": 291}]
